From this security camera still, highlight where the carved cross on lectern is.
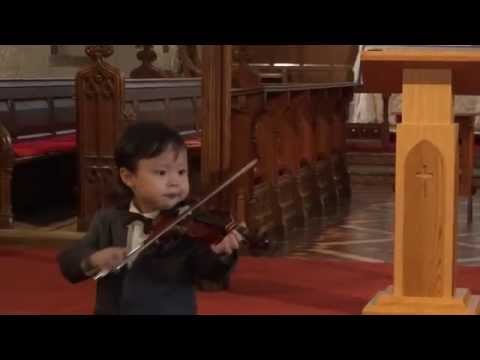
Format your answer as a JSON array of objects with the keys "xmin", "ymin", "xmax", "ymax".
[{"xmin": 416, "ymin": 164, "xmax": 433, "ymax": 198}]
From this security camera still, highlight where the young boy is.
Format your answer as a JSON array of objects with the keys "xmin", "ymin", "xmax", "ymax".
[{"xmin": 57, "ymin": 121, "xmax": 242, "ymax": 315}]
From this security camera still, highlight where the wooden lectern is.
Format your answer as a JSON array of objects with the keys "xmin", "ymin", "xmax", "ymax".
[{"xmin": 360, "ymin": 48, "xmax": 480, "ymax": 315}]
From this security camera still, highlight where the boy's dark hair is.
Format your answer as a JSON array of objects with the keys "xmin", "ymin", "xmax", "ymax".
[
  {"xmin": 110, "ymin": 121, "xmax": 186, "ymax": 207},
  {"xmin": 115, "ymin": 121, "xmax": 186, "ymax": 171}
]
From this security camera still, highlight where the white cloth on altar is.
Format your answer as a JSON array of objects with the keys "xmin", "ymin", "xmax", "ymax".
[{"xmin": 349, "ymin": 45, "xmax": 480, "ymax": 130}]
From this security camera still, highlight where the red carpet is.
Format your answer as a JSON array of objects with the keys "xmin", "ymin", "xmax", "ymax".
[{"xmin": 1, "ymin": 247, "xmax": 480, "ymax": 315}]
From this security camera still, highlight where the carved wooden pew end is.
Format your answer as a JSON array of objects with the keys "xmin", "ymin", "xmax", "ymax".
[
  {"xmin": 274, "ymin": 172, "xmax": 305, "ymax": 234},
  {"xmin": 313, "ymin": 158, "xmax": 338, "ymax": 213},
  {"xmin": 0, "ymin": 79, "xmax": 77, "ymax": 229},
  {"xmin": 331, "ymin": 152, "xmax": 352, "ymax": 200},
  {"xmin": 295, "ymin": 164, "xmax": 323, "ymax": 221},
  {"xmin": 248, "ymin": 180, "xmax": 284, "ymax": 241}
]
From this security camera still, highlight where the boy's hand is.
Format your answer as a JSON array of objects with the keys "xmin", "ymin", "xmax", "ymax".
[
  {"xmin": 210, "ymin": 229, "xmax": 244, "ymax": 255},
  {"xmin": 88, "ymin": 247, "xmax": 128, "ymax": 272}
]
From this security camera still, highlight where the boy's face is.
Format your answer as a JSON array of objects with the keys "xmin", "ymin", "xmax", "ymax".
[{"xmin": 120, "ymin": 145, "xmax": 190, "ymax": 213}]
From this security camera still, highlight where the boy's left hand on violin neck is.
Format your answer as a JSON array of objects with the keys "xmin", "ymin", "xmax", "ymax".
[{"xmin": 210, "ymin": 228, "xmax": 245, "ymax": 255}]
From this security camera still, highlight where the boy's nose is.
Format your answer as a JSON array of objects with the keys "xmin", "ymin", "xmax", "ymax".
[{"xmin": 167, "ymin": 176, "xmax": 180, "ymax": 186}]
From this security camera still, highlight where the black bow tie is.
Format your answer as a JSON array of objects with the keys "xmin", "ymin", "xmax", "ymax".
[{"xmin": 124, "ymin": 212, "xmax": 154, "ymax": 234}]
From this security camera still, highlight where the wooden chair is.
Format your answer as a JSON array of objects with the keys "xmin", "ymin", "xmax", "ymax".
[{"xmin": 0, "ymin": 79, "xmax": 76, "ymax": 228}]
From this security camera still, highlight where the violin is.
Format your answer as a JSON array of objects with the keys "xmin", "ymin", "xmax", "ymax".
[
  {"xmin": 93, "ymin": 159, "xmax": 268, "ymax": 280},
  {"xmin": 150, "ymin": 202, "xmax": 270, "ymax": 250}
]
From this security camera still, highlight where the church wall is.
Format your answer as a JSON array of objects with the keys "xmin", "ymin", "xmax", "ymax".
[{"xmin": 0, "ymin": 45, "xmax": 179, "ymax": 78}]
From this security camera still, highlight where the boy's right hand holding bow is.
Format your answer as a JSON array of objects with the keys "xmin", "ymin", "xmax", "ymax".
[{"xmin": 83, "ymin": 247, "xmax": 128, "ymax": 275}]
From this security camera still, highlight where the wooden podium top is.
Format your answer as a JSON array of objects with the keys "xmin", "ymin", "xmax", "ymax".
[{"xmin": 359, "ymin": 48, "xmax": 480, "ymax": 95}]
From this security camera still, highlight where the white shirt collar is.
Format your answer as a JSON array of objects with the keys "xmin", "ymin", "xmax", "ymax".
[{"xmin": 129, "ymin": 201, "xmax": 160, "ymax": 220}]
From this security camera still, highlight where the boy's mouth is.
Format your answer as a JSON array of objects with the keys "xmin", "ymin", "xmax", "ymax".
[{"xmin": 164, "ymin": 194, "xmax": 180, "ymax": 200}]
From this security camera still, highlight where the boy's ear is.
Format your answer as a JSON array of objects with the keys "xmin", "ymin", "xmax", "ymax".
[{"xmin": 119, "ymin": 167, "xmax": 135, "ymax": 189}]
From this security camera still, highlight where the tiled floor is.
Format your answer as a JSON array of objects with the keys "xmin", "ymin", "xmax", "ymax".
[
  {"xmin": 11, "ymin": 183, "xmax": 480, "ymax": 266},
  {"xmin": 279, "ymin": 184, "xmax": 480, "ymax": 266}
]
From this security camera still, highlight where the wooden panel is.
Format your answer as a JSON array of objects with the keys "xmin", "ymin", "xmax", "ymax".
[
  {"xmin": 314, "ymin": 92, "xmax": 335, "ymax": 159},
  {"xmin": 169, "ymin": 98, "xmax": 198, "ymax": 132},
  {"xmin": 52, "ymin": 98, "xmax": 75, "ymax": 133},
  {"xmin": 0, "ymin": 102, "xmax": 13, "ymax": 139},
  {"xmin": 200, "ymin": 46, "xmax": 232, "ymax": 200},
  {"xmin": 136, "ymin": 97, "xmax": 198, "ymax": 133},
  {"xmin": 302, "ymin": 46, "xmax": 358, "ymax": 65},
  {"xmin": 229, "ymin": 109, "xmax": 255, "ymax": 222},
  {"xmin": 248, "ymin": 181, "xmax": 278, "ymax": 240},
  {"xmin": 13, "ymin": 100, "xmax": 51, "ymax": 138},
  {"xmin": 293, "ymin": 94, "xmax": 316, "ymax": 163},
  {"xmin": 76, "ymin": 46, "xmax": 125, "ymax": 231},
  {"xmin": 458, "ymin": 116, "xmax": 475, "ymax": 198},
  {"xmin": 312, "ymin": 90, "xmax": 339, "ymax": 209},
  {"xmin": 0, "ymin": 79, "xmax": 76, "ymax": 139},
  {"xmin": 361, "ymin": 48, "xmax": 480, "ymax": 95},
  {"xmin": 265, "ymin": 83, "xmax": 355, "ymax": 93},
  {"xmin": 136, "ymin": 99, "xmax": 168, "ymax": 123},
  {"xmin": 125, "ymin": 78, "xmax": 201, "ymax": 100},
  {"xmin": 332, "ymin": 88, "xmax": 352, "ymax": 153},
  {"xmin": 125, "ymin": 78, "xmax": 201, "ymax": 134},
  {"xmin": 240, "ymin": 46, "xmax": 358, "ymax": 66},
  {"xmin": 0, "ymin": 79, "xmax": 74, "ymax": 100},
  {"xmin": 237, "ymin": 46, "xmax": 358, "ymax": 84},
  {"xmin": 254, "ymin": 113, "xmax": 278, "ymax": 183},
  {"xmin": 403, "ymin": 141, "xmax": 446, "ymax": 297},
  {"xmin": 230, "ymin": 88, "xmax": 264, "ymax": 225},
  {"xmin": 394, "ymin": 69, "xmax": 457, "ymax": 300},
  {"xmin": 288, "ymin": 68, "xmax": 333, "ymax": 83},
  {"xmin": 237, "ymin": 46, "xmax": 298, "ymax": 64},
  {"xmin": 289, "ymin": 93, "xmax": 321, "ymax": 219}
]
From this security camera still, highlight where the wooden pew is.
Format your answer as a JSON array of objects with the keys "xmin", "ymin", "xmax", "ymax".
[
  {"xmin": 331, "ymin": 87, "xmax": 354, "ymax": 199},
  {"xmin": 77, "ymin": 74, "xmax": 202, "ymax": 230},
  {"xmin": 233, "ymin": 45, "xmax": 358, "ymax": 84},
  {"xmin": 247, "ymin": 83, "xmax": 355, "ymax": 238},
  {"xmin": 76, "ymin": 46, "xmax": 357, "ymax": 241},
  {"xmin": 229, "ymin": 88, "xmax": 279, "ymax": 245},
  {"xmin": 76, "ymin": 45, "xmax": 204, "ymax": 230},
  {"xmin": 258, "ymin": 91, "xmax": 304, "ymax": 236},
  {"xmin": 0, "ymin": 78, "xmax": 76, "ymax": 228},
  {"xmin": 124, "ymin": 78, "xmax": 201, "ymax": 140},
  {"xmin": 125, "ymin": 78, "xmax": 202, "ymax": 197},
  {"xmin": 288, "ymin": 92, "xmax": 323, "ymax": 219},
  {"xmin": 312, "ymin": 89, "xmax": 339, "ymax": 211},
  {"xmin": 273, "ymin": 83, "xmax": 355, "ymax": 213},
  {"xmin": 0, "ymin": 76, "xmax": 201, "ymax": 231}
]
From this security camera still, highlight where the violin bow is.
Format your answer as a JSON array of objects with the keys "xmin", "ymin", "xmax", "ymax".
[{"xmin": 93, "ymin": 158, "xmax": 258, "ymax": 281}]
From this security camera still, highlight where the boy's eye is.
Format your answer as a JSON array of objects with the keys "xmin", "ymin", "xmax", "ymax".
[
  {"xmin": 155, "ymin": 170, "xmax": 166, "ymax": 176},
  {"xmin": 178, "ymin": 169, "xmax": 187, "ymax": 176}
]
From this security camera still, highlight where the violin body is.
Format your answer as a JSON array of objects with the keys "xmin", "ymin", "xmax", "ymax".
[{"xmin": 149, "ymin": 201, "xmax": 270, "ymax": 251}]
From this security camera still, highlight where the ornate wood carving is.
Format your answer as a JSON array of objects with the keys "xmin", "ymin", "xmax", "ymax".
[
  {"xmin": 257, "ymin": 93, "xmax": 302, "ymax": 236},
  {"xmin": 313, "ymin": 90, "xmax": 338, "ymax": 211},
  {"xmin": 178, "ymin": 46, "xmax": 202, "ymax": 77},
  {"xmin": 331, "ymin": 87, "xmax": 353, "ymax": 200},
  {"xmin": 130, "ymin": 45, "xmax": 166, "ymax": 79},
  {"xmin": 289, "ymin": 93, "xmax": 322, "ymax": 220},
  {"xmin": 76, "ymin": 45, "xmax": 125, "ymax": 231},
  {"xmin": 230, "ymin": 90, "xmax": 263, "ymax": 224},
  {"xmin": 0, "ymin": 122, "xmax": 14, "ymax": 228},
  {"xmin": 232, "ymin": 46, "xmax": 262, "ymax": 88}
]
